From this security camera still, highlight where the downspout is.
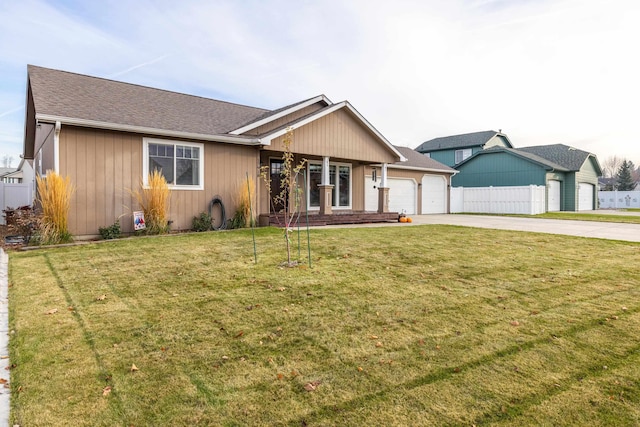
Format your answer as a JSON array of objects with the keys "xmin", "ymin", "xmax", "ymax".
[{"xmin": 54, "ymin": 121, "xmax": 61, "ymax": 174}]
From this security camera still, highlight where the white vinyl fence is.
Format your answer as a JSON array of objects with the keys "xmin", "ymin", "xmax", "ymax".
[
  {"xmin": 598, "ymin": 190, "xmax": 640, "ymax": 209},
  {"xmin": 0, "ymin": 182, "xmax": 35, "ymax": 225},
  {"xmin": 451, "ymin": 185, "xmax": 546, "ymax": 215}
]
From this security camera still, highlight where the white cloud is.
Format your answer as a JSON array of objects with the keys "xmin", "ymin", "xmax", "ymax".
[{"xmin": 1, "ymin": 0, "xmax": 639, "ymax": 164}]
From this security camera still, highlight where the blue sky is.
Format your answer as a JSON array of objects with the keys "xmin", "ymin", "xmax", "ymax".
[{"xmin": 1, "ymin": 0, "xmax": 639, "ymax": 168}]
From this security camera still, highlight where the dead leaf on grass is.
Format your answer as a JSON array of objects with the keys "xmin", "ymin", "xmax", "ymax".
[
  {"xmin": 102, "ymin": 386, "xmax": 112, "ymax": 397},
  {"xmin": 510, "ymin": 321, "xmax": 520, "ymax": 327},
  {"xmin": 0, "ymin": 378, "xmax": 7, "ymax": 384},
  {"xmin": 235, "ymin": 331, "xmax": 244, "ymax": 338},
  {"xmin": 130, "ymin": 364, "xmax": 139, "ymax": 372},
  {"xmin": 375, "ymin": 342, "xmax": 383, "ymax": 348},
  {"xmin": 369, "ymin": 335, "xmax": 379, "ymax": 339},
  {"xmin": 304, "ymin": 380, "xmax": 321, "ymax": 392},
  {"xmin": 45, "ymin": 308, "xmax": 58, "ymax": 315},
  {"xmin": 96, "ymin": 294, "xmax": 107, "ymax": 301}
]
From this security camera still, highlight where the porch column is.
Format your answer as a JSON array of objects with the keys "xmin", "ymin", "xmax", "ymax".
[
  {"xmin": 378, "ymin": 163, "xmax": 389, "ymax": 213},
  {"xmin": 319, "ymin": 156, "xmax": 334, "ymax": 215}
]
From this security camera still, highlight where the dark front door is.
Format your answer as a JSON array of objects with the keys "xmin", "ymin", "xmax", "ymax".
[{"xmin": 270, "ymin": 159, "xmax": 285, "ymax": 213}]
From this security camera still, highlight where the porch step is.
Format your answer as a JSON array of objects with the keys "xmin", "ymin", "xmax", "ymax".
[{"xmin": 260, "ymin": 212, "xmax": 399, "ymax": 227}]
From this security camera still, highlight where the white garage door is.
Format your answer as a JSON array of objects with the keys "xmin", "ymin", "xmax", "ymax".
[
  {"xmin": 365, "ymin": 176, "xmax": 416, "ymax": 214},
  {"xmin": 578, "ymin": 183, "xmax": 594, "ymax": 211},
  {"xmin": 388, "ymin": 178, "xmax": 417, "ymax": 214},
  {"xmin": 422, "ymin": 175, "xmax": 447, "ymax": 214},
  {"xmin": 548, "ymin": 180, "xmax": 561, "ymax": 212}
]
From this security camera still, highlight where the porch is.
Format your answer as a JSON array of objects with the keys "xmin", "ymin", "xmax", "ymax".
[{"xmin": 259, "ymin": 211, "xmax": 399, "ymax": 227}]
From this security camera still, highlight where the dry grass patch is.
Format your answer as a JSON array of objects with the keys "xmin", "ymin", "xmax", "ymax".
[{"xmin": 8, "ymin": 225, "xmax": 640, "ymax": 426}]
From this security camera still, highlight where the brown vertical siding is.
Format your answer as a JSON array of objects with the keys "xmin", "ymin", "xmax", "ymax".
[
  {"xmin": 269, "ymin": 109, "xmax": 398, "ymax": 164},
  {"xmin": 245, "ymin": 102, "xmax": 326, "ymax": 136},
  {"xmin": 59, "ymin": 126, "xmax": 259, "ymax": 236}
]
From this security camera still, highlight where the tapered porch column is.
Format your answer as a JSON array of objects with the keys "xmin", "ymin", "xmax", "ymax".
[
  {"xmin": 378, "ymin": 163, "xmax": 389, "ymax": 213},
  {"xmin": 319, "ymin": 156, "xmax": 334, "ymax": 215}
]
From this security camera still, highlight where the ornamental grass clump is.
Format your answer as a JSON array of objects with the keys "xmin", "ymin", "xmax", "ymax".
[
  {"xmin": 132, "ymin": 170, "xmax": 171, "ymax": 234},
  {"xmin": 231, "ymin": 175, "xmax": 256, "ymax": 228},
  {"xmin": 35, "ymin": 171, "xmax": 74, "ymax": 244}
]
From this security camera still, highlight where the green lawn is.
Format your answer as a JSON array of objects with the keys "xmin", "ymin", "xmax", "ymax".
[
  {"xmin": 492, "ymin": 212, "xmax": 640, "ymax": 224},
  {"xmin": 8, "ymin": 226, "xmax": 640, "ymax": 426}
]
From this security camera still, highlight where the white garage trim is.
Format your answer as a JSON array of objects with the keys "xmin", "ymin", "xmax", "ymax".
[{"xmin": 421, "ymin": 174, "xmax": 447, "ymax": 214}]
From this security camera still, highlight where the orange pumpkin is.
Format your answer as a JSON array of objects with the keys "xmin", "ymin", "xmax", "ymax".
[
  {"xmin": 399, "ymin": 216, "xmax": 407, "ymax": 223},
  {"xmin": 406, "ymin": 217, "xmax": 413, "ymax": 223}
]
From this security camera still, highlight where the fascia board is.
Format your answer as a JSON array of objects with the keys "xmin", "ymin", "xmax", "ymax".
[
  {"xmin": 386, "ymin": 164, "xmax": 457, "ymax": 174},
  {"xmin": 228, "ymin": 95, "xmax": 332, "ymax": 135},
  {"xmin": 35, "ymin": 114, "xmax": 261, "ymax": 145},
  {"xmin": 259, "ymin": 101, "xmax": 406, "ymax": 162}
]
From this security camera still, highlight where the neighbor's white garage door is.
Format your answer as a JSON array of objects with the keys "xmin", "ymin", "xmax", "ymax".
[
  {"xmin": 421, "ymin": 175, "xmax": 447, "ymax": 214},
  {"xmin": 365, "ymin": 176, "xmax": 417, "ymax": 214},
  {"xmin": 548, "ymin": 180, "xmax": 561, "ymax": 212},
  {"xmin": 578, "ymin": 183, "xmax": 594, "ymax": 211}
]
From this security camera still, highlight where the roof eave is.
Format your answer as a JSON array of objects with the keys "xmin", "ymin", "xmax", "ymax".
[
  {"xmin": 258, "ymin": 101, "xmax": 405, "ymax": 161},
  {"xmin": 229, "ymin": 95, "xmax": 332, "ymax": 135},
  {"xmin": 35, "ymin": 114, "xmax": 261, "ymax": 145},
  {"xmin": 380, "ymin": 164, "xmax": 457, "ymax": 174}
]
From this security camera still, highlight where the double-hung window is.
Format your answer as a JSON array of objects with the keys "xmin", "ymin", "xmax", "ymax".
[
  {"xmin": 454, "ymin": 148, "xmax": 472, "ymax": 164},
  {"xmin": 143, "ymin": 138, "xmax": 204, "ymax": 189}
]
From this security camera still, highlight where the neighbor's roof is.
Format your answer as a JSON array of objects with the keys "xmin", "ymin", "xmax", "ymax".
[
  {"xmin": 28, "ymin": 65, "xmax": 270, "ymax": 137},
  {"xmin": 415, "ymin": 130, "xmax": 511, "ymax": 152},
  {"xmin": 390, "ymin": 146, "xmax": 457, "ymax": 173},
  {"xmin": 461, "ymin": 146, "xmax": 570, "ymax": 171},
  {"xmin": 518, "ymin": 144, "xmax": 598, "ymax": 172}
]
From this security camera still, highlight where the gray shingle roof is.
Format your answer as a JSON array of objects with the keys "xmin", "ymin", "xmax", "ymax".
[
  {"xmin": 517, "ymin": 144, "xmax": 594, "ymax": 171},
  {"xmin": 415, "ymin": 130, "xmax": 502, "ymax": 152},
  {"xmin": 477, "ymin": 146, "xmax": 570, "ymax": 171},
  {"xmin": 392, "ymin": 146, "xmax": 456, "ymax": 173},
  {"xmin": 28, "ymin": 65, "xmax": 269, "ymax": 136}
]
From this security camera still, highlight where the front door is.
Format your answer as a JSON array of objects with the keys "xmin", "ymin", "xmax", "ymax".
[{"xmin": 270, "ymin": 159, "xmax": 285, "ymax": 213}]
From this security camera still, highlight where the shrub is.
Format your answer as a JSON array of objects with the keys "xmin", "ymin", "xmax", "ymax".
[
  {"xmin": 98, "ymin": 220, "xmax": 121, "ymax": 240},
  {"xmin": 231, "ymin": 175, "xmax": 256, "ymax": 229},
  {"xmin": 191, "ymin": 212, "xmax": 212, "ymax": 232},
  {"xmin": 35, "ymin": 171, "xmax": 74, "ymax": 244},
  {"xmin": 131, "ymin": 170, "xmax": 171, "ymax": 234}
]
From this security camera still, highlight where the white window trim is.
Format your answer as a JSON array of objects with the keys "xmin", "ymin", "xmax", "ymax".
[
  {"xmin": 455, "ymin": 148, "xmax": 472, "ymax": 164},
  {"xmin": 143, "ymin": 137, "xmax": 204, "ymax": 190},
  {"xmin": 307, "ymin": 160, "xmax": 352, "ymax": 210}
]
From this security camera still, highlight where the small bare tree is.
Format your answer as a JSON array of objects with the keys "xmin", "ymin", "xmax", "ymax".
[
  {"xmin": 260, "ymin": 128, "xmax": 307, "ymax": 266},
  {"xmin": 602, "ymin": 155, "xmax": 623, "ymax": 178}
]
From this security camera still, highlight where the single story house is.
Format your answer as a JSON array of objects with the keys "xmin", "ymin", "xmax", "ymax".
[
  {"xmin": 414, "ymin": 130, "xmax": 513, "ymax": 167},
  {"xmin": 23, "ymin": 65, "xmax": 454, "ymax": 237},
  {"xmin": 453, "ymin": 144, "xmax": 602, "ymax": 211}
]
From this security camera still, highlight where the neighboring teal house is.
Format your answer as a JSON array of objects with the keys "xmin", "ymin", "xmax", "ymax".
[
  {"xmin": 415, "ymin": 130, "xmax": 513, "ymax": 167},
  {"xmin": 453, "ymin": 144, "xmax": 602, "ymax": 211}
]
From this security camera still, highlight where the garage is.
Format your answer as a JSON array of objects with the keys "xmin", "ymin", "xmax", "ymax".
[
  {"xmin": 365, "ymin": 177, "xmax": 417, "ymax": 214},
  {"xmin": 578, "ymin": 183, "xmax": 594, "ymax": 211},
  {"xmin": 548, "ymin": 180, "xmax": 561, "ymax": 211},
  {"xmin": 421, "ymin": 174, "xmax": 447, "ymax": 214}
]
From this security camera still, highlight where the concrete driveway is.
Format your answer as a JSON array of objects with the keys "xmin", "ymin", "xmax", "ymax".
[
  {"xmin": 325, "ymin": 212, "xmax": 640, "ymax": 243},
  {"xmin": 407, "ymin": 214, "xmax": 640, "ymax": 243}
]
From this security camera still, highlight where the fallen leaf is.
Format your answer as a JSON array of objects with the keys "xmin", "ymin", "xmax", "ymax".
[
  {"xmin": 130, "ymin": 364, "xmax": 139, "ymax": 372},
  {"xmin": 510, "ymin": 321, "xmax": 520, "ymax": 327},
  {"xmin": 45, "ymin": 308, "xmax": 58, "ymax": 315},
  {"xmin": 0, "ymin": 378, "xmax": 7, "ymax": 384},
  {"xmin": 369, "ymin": 335, "xmax": 379, "ymax": 339},
  {"xmin": 235, "ymin": 331, "xmax": 244, "ymax": 338},
  {"xmin": 304, "ymin": 380, "xmax": 321, "ymax": 392},
  {"xmin": 278, "ymin": 287, "xmax": 286, "ymax": 292},
  {"xmin": 96, "ymin": 294, "xmax": 107, "ymax": 301},
  {"xmin": 375, "ymin": 342, "xmax": 383, "ymax": 348},
  {"xmin": 357, "ymin": 366, "xmax": 363, "ymax": 372},
  {"xmin": 277, "ymin": 373, "xmax": 284, "ymax": 380},
  {"xmin": 102, "ymin": 386, "xmax": 112, "ymax": 396},
  {"xmin": 622, "ymin": 306, "xmax": 628, "ymax": 311}
]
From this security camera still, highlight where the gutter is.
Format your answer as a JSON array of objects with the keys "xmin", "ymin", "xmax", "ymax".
[{"xmin": 35, "ymin": 114, "xmax": 262, "ymax": 146}]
